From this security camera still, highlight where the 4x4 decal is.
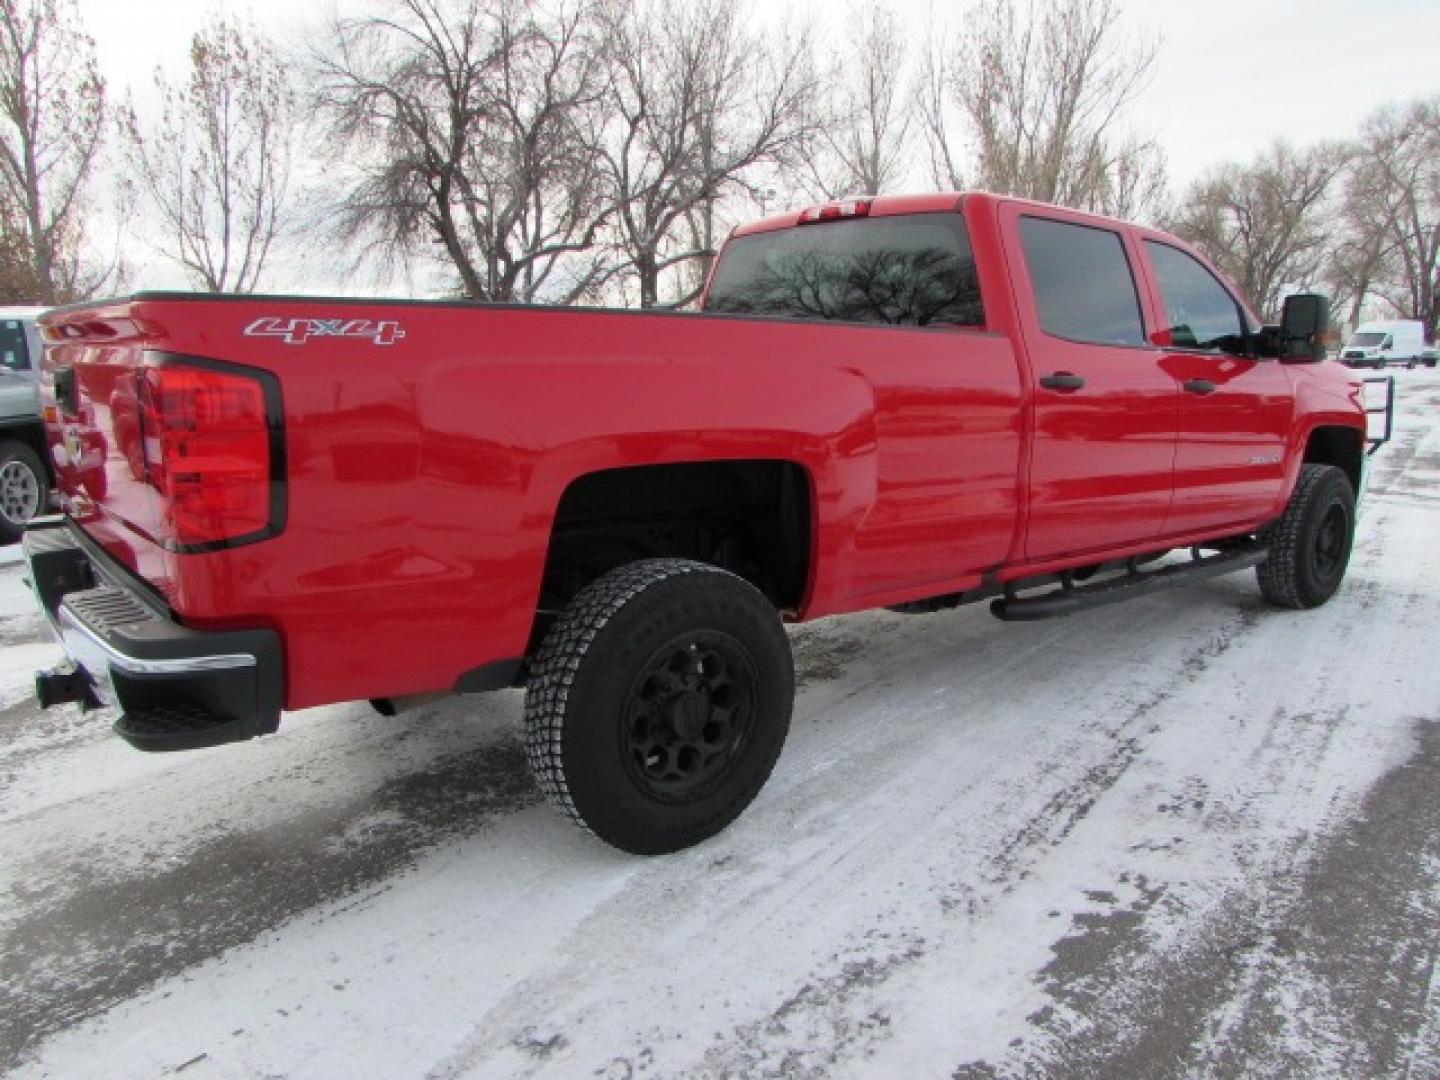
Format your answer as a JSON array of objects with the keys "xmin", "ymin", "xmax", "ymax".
[{"xmin": 243, "ymin": 316, "xmax": 406, "ymax": 346}]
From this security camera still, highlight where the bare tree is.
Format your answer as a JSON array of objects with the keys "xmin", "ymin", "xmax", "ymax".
[
  {"xmin": 1165, "ymin": 141, "xmax": 1346, "ymax": 319},
  {"xmin": 803, "ymin": 5, "xmax": 910, "ymax": 199},
  {"xmin": 0, "ymin": 193, "xmax": 41, "ymax": 300},
  {"xmin": 314, "ymin": 0, "xmax": 610, "ymax": 303},
  {"xmin": 0, "ymin": 0, "xmax": 106, "ymax": 303},
  {"xmin": 1101, "ymin": 138, "xmax": 1170, "ymax": 223},
  {"xmin": 917, "ymin": 31, "xmax": 964, "ymax": 191},
  {"xmin": 1353, "ymin": 98, "xmax": 1440, "ymax": 335},
  {"xmin": 921, "ymin": 0, "xmax": 1166, "ymax": 217},
  {"xmin": 121, "ymin": 16, "xmax": 293, "ymax": 293},
  {"xmin": 597, "ymin": 0, "xmax": 821, "ymax": 308},
  {"xmin": 1326, "ymin": 145, "xmax": 1401, "ymax": 329}
]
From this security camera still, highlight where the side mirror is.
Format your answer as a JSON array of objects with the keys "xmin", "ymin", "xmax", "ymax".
[{"xmin": 1280, "ymin": 293, "xmax": 1330, "ymax": 361}]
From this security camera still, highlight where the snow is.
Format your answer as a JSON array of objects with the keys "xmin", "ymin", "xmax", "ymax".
[{"xmin": 3, "ymin": 371, "xmax": 1440, "ymax": 1077}]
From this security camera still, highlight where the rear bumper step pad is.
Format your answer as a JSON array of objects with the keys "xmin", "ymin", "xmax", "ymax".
[{"xmin": 23, "ymin": 519, "xmax": 284, "ymax": 751}]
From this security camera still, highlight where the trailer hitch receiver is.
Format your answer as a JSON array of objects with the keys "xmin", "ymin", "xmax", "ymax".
[{"xmin": 35, "ymin": 663, "xmax": 100, "ymax": 710}]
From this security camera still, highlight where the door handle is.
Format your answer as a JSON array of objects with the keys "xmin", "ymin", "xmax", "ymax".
[
  {"xmin": 1183, "ymin": 378, "xmax": 1217, "ymax": 395},
  {"xmin": 1039, "ymin": 372, "xmax": 1085, "ymax": 391}
]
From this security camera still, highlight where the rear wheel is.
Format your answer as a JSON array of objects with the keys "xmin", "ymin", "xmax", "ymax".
[
  {"xmin": 0, "ymin": 441, "xmax": 47, "ymax": 543},
  {"xmin": 524, "ymin": 559, "xmax": 794, "ymax": 854},
  {"xmin": 1255, "ymin": 464, "xmax": 1355, "ymax": 609}
]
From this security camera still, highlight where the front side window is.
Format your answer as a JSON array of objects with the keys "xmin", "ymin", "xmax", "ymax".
[
  {"xmin": 1145, "ymin": 241, "xmax": 1245, "ymax": 353},
  {"xmin": 706, "ymin": 213, "xmax": 984, "ymax": 327},
  {"xmin": 1018, "ymin": 216, "xmax": 1146, "ymax": 346},
  {"xmin": 0, "ymin": 320, "xmax": 30, "ymax": 372}
]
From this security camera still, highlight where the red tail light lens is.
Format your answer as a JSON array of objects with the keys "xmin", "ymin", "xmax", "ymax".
[{"xmin": 138, "ymin": 363, "xmax": 278, "ymax": 548}]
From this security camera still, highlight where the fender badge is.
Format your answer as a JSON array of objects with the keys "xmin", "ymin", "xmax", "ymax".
[{"xmin": 243, "ymin": 316, "xmax": 406, "ymax": 346}]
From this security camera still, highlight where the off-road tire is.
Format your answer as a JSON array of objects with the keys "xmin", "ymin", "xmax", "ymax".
[
  {"xmin": 1255, "ymin": 463, "xmax": 1355, "ymax": 609},
  {"xmin": 524, "ymin": 559, "xmax": 794, "ymax": 855},
  {"xmin": 0, "ymin": 440, "xmax": 47, "ymax": 543}
]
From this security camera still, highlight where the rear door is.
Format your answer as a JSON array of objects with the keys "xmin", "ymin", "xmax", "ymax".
[
  {"xmin": 1000, "ymin": 204, "xmax": 1179, "ymax": 561},
  {"xmin": 706, "ymin": 205, "xmax": 1025, "ymax": 599},
  {"xmin": 1137, "ymin": 238, "xmax": 1293, "ymax": 534}
]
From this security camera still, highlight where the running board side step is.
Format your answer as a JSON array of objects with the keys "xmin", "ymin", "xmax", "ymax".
[{"xmin": 990, "ymin": 546, "xmax": 1268, "ymax": 622}]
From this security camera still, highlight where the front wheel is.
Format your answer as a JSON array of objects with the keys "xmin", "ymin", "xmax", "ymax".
[
  {"xmin": 0, "ymin": 441, "xmax": 48, "ymax": 543},
  {"xmin": 524, "ymin": 559, "xmax": 794, "ymax": 854},
  {"xmin": 1255, "ymin": 464, "xmax": 1355, "ymax": 609}
]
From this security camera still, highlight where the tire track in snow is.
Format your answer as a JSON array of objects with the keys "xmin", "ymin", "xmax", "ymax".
[
  {"xmin": 0, "ymin": 728, "xmax": 537, "ymax": 1071},
  {"xmin": 978, "ymin": 716, "xmax": 1440, "ymax": 1080},
  {"xmin": 959, "ymin": 702, "xmax": 1360, "ymax": 1079},
  {"xmin": 945, "ymin": 611, "xmax": 1257, "ymax": 914}
]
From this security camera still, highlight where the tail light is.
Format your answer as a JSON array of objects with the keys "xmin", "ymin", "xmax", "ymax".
[{"xmin": 138, "ymin": 361, "xmax": 282, "ymax": 549}]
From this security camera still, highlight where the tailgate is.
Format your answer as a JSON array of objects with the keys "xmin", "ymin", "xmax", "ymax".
[{"xmin": 38, "ymin": 300, "xmax": 283, "ymax": 605}]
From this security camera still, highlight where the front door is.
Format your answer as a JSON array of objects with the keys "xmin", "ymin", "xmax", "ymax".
[{"xmin": 1138, "ymin": 239, "xmax": 1293, "ymax": 535}]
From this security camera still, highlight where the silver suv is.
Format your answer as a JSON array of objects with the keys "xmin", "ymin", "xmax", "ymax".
[{"xmin": 0, "ymin": 306, "xmax": 51, "ymax": 542}]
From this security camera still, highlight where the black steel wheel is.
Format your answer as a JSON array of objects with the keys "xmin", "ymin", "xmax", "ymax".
[
  {"xmin": 622, "ymin": 633, "xmax": 759, "ymax": 804},
  {"xmin": 1309, "ymin": 502, "xmax": 1348, "ymax": 584},
  {"xmin": 525, "ymin": 559, "xmax": 793, "ymax": 854},
  {"xmin": 1256, "ymin": 463, "xmax": 1355, "ymax": 609}
]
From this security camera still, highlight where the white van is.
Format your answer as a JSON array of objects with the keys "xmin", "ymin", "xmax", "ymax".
[{"xmin": 1341, "ymin": 320, "xmax": 1436, "ymax": 368}]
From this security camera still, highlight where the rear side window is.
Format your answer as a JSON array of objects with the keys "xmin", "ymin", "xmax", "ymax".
[
  {"xmin": 706, "ymin": 214, "xmax": 983, "ymax": 327},
  {"xmin": 1144, "ymin": 241, "xmax": 1245, "ymax": 352},
  {"xmin": 0, "ymin": 320, "xmax": 30, "ymax": 372},
  {"xmin": 1018, "ymin": 216, "xmax": 1145, "ymax": 346}
]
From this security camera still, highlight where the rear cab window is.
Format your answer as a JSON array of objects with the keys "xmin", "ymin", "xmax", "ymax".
[
  {"xmin": 1017, "ymin": 215, "xmax": 1146, "ymax": 347},
  {"xmin": 706, "ymin": 213, "xmax": 984, "ymax": 327}
]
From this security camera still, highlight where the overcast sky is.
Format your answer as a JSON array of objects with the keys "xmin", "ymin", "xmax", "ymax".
[{"xmin": 75, "ymin": 0, "xmax": 1440, "ymax": 292}]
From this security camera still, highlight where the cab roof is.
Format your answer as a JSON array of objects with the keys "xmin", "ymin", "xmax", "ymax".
[
  {"xmin": 728, "ymin": 191, "xmax": 1154, "ymax": 239},
  {"xmin": 731, "ymin": 193, "xmax": 968, "ymax": 237}
]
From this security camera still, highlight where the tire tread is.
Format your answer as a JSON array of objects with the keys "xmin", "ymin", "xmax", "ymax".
[
  {"xmin": 523, "ymin": 558, "xmax": 752, "ymax": 841},
  {"xmin": 1256, "ymin": 463, "xmax": 1351, "ymax": 609}
]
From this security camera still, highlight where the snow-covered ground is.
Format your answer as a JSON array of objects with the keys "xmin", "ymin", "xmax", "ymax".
[{"xmin": 3, "ymin": 372, "xmax": 1439, "ymax": 1079}]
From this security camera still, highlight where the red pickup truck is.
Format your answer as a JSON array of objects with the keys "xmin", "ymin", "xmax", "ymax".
[{"xmin": 24, "ymin": 193, "xmax": 1370, "ymax": 853}]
